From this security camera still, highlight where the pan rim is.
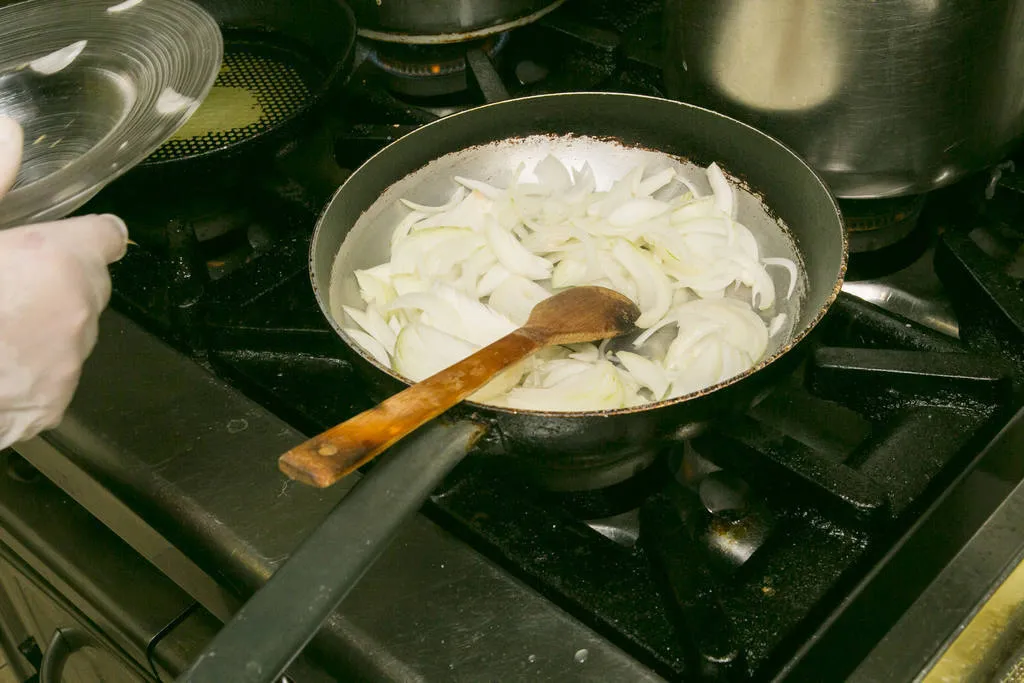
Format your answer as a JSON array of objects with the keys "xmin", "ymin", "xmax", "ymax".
[{"xmin": 310, "ymin": 91, "xmax": 848, "ymax": 419}]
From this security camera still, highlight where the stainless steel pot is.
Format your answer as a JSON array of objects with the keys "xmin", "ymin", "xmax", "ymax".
[
  {"xmin": 663, "ymin": 0, "xmax": 1024, "ymax": 199},
  {"xmin": 350, "ymin": 0, "xmax": 566, "ymax": 44}
]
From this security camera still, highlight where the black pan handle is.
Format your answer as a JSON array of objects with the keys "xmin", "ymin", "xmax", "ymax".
[
  {"xmin": 176, "ymin": 419, "xmax": 488, "ymax": 683},
  {"xmin": 640, "ymin": 492, "xmax": 745, "ymax": 681},
  {"xmin": 268, "ymin": 123, "xmax": 352, "ymax": 213}
]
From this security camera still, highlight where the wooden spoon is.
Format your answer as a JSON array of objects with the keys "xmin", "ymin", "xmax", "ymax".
[{"xmin": 279, "ymin": 286, "xmax": 640, "ymax": 488}]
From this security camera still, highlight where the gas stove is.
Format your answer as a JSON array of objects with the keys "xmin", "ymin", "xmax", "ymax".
[{"xmin": 10, "ymin": 2, "xmax": 1024, "ymax": 682}]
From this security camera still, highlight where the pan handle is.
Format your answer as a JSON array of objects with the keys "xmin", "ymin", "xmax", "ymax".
[
  {"xmin": 177, "ymin": 419, "xmax": 487, "ymax": 683},
  {"xmin": 268, "ymin": 123, "xmax": 351, "ymax": 212}
]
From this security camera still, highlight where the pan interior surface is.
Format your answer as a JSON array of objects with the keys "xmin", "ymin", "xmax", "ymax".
[{"xmin": 328, "ymin": 134, "xmax": 809, "ymax": 404}]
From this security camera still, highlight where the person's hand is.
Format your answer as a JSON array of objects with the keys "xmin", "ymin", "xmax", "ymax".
[{"xmin": 0, "ymin": 117, "xmax": 129, "ymax": 449}]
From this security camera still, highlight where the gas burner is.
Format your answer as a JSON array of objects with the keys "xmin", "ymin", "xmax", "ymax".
[
  {"xmin": 670, "ymin": 444, "xmax": 775, "ymax": 572},
  {"xmin": 841, "ymin": 195, "xmax": 928, "ymax": 254},
  {"xmin": 543, "ymin": 450, "xmax": 671, "ymax": 519},
  {"xmin": 365, "ymin": 32, "xmax": 510, "ymax": 99},
  {"xmin": 841, "ymin": 194, "xmax": 933, "ymax": 280}
]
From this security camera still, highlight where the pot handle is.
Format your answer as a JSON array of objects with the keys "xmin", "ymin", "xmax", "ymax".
[{"xmin": 177, "ymin": 419, "xmax": 487, "ymax": 683}]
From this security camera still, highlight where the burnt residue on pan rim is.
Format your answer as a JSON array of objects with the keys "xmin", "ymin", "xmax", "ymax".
[{"xmin": 310, "ymin": 92, "xmax": 849, "ymax": 419}]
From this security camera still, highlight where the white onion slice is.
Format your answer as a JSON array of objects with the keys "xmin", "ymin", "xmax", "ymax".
[
  {"xmin": 485, "ymin": 219, "xmax": 553, "ymax": 280},
  {"xmin": 393, "ymin": 322, "xmax": 478, "ymax": 382},
  {"xmin": 400, "ymin": 186, "xmax": 467, "ymax": 214},
  {"xmin": 454, "ymin": 176, "xmax": 503, "ymax": 199},
  {"xmin": 535, "ymin": 154, "xmax": 572, "ymax": 194},
  {"xmin": 706, "ymin": 162, "xmax": 736, "ymax": 219},
  {"xmin": 343, "ymin": 305, "xmax": 396, "ymax": 355},
  {"xmin": 505, "ymin": 361, "xmax": 627, "ymax": 411},
  {"xmin": 637, "ymin": 167, "xmax": 677, "ymax": 197},
  {"xmin": 769, "ymin": 313, "xmax": 788, "ymax": 337},
  {"xmin": 488, "ymin": 275, "xmax": 552, "ymax": 326},
  {"xmin": 612, "ymin": 240, "xmax": 672, "ymax": 328},
  {"xmin": 616, "ymin": 351, "xmax": 670, "ymax": 400},
  {"xmin": 608, "ymin": 198, "xmax": 671, "ymax": 227},
  {"xmin": 344, "ymin": 328, "xmax": 390, "ymax": 366},
  {"xmin": 763, "ymin": 257, "xmax": 799, "ymax": 299}
]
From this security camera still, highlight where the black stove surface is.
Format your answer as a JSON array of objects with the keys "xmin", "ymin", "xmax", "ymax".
[{"xmin": 76, "ymin": 2, "xmax": 1024, "ymax": 680}]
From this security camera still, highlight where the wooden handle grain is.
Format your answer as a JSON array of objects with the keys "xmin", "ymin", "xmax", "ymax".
[{"xmin": 279, "ymin": 331, "xmax": 543, "ymax": 488}]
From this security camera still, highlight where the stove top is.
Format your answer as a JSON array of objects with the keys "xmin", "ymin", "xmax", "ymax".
[{"xmin": 72, "ymin": 2, "xmax": 1024, "ymax": 680}]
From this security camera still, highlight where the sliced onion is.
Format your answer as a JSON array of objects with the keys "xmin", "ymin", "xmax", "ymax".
[
  {"xmin": 343, "ymin": 305, "xmax": 396, "ymax": 355},
  {"xmin": 769, "ymin": 313, "xmax": 788, "ymax": 337},
  {"xmin": 535, "ymin": 154, "xmax": 572, "ymax": 194},
  {"xmin": 390, "ymin": 210, "xmax": 428, "ymax": 248},
  {"xmin": 485, "ymin": 219, "xmax": 553, "ymax": 280},
  {"xmin": 476, "ymin": 263, "xmax": 511, "ymax": 297},
  {"xmin": 390, "ymin": 227, "xmax": 475, "ymax": 274},
  {"xmin": 707, "ymin": 162, "xmax": 736, "ymax": 219},
  {"xmin": 432, "ymin": 283, "xmax": 516, "ymax": 346},
  {"xmin": 343, "ymin": 328, "xmax": 390, "ymax": 366},
  {"xmin": 608, "ymin": 198, "xmax": 672, "ymax": 227},
  {"xmin": 414, "ymin": 191, "xmax": 494, "ymax": 231},
  {"xmin": 354, "ymin": 265, "xmax": 396, "ymax": 308},
  {"xmin": 387, "ymin": 291, "xmax": 462, "ymax": 332},
  {"xmin": 470, "ymin": 360, "xmax": 528, "ymax": 402},
  {"xmin": 568, "ymin": 343, "xmax": 600, "ymax": 363},
  {"xmin": 616, "ymin": 351, "xmax": 670, "ymax": 400},
  {"xmin": 454, "ymin": 176, "xmax": 504, "ymax": 200},
  {"xmin": 612, "ymin": 239, "xmax": 673, "ymax": 328},
  {"xmin": 488, "ymin": 275, "xmax": 552, "ymax": 326},
  {"xmin": 393, "ymin": 322, "xmax": 478, "ymax": 382},
  {"xmin": 671, "ymin": 196, "xmax": 717, "ymax": 223},
  {"xmin": 400, "ymin": 186, "xmax": 467, "ymax": 214},
  {"xmin": 505, "ymin": 361, "xmax": 627, "ymax": 411},
  {"xmin": 391, "ymin": 274, "xmax": 430, "ymax": 297},
  {"xmin": 637, "ymin": 167, "xmax": 677, "ymax": 197},
  {"xmin": 341, "ymin": 154, "xmax": 800, "ymax": 411},
  {"xmin": 551, "ymin": 258, "xmax": 589, "ymax": 288},
  {"xmin": 763, "ymin": 257, "xmax": 798, "ymax": 299}
]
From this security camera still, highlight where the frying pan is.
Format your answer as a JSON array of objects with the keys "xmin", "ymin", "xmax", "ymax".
[
  {"xmin": 303, "ymin": 92, "xmax": 846, "ymax": 492},
  {"xmin": 116, "ymin": 0, "xmax": 355, "ymax": 191},
  {"xmin": 179, "ymin": 94, "xmax": 845, "ymax": 683}
]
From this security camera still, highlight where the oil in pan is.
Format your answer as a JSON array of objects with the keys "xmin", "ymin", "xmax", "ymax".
[{"xmin": 147, "ymin": 39, "xmax": 315, "ymax": 162}]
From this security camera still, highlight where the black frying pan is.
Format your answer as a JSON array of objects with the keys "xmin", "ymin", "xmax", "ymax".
[
  {"xmin": 124, "ymin": 0, "xmax": 356, "ymax": 187},
  {"xmin": 179, "ymin": 93, "xmax": 845, "ymax": 683},
  {"xmin": 305, "ymin": 92, "xmax": 846, "ymax": 492}
]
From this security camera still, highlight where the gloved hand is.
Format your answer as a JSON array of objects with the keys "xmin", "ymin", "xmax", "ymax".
[{"xmin": 0, "ymin": 117, "xmax": 129, "ymax": 449}]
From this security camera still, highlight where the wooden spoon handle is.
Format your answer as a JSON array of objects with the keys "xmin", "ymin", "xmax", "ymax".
[{"xmin": 279, "ymin": 330, "xmax": 543, "ymax": 488}]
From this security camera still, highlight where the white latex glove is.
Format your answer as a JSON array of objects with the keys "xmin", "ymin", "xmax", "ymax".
[{"xmin": 0, "ymin": 117, "xmax": 129, "ymax": 449}]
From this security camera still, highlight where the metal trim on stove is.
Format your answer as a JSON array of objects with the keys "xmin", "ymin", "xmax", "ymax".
[{"xmin": 846, "ymin": 408, "xmax": 1024, "ymax": 682}]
